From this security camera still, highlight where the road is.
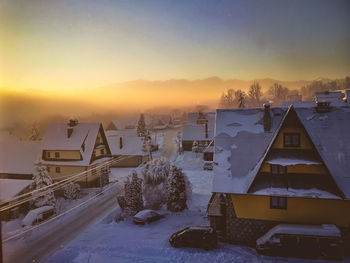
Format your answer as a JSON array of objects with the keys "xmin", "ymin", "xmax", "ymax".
[
  {"xmin": 3, "ymin": 183, "xmax": 123, "ymax": 263},
  {"xmin": 161, "ymin": 127, "xmax": 181, "ymax": 161}
]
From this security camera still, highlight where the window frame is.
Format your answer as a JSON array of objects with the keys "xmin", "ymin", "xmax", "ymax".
[
  {"xmin": 283, "ymin": 133, "xmax": 300, "ymax": 147},
  {"xmin": 100, "ymin": 148, "xmax": 105, "ymax": 155},
  {"xmin": 47, "ymin": 152, "xmax": 51, "ymax": 158},
  {"xmin": 55, "ymin": 167, "xmax": 61, "ymax": 173},
  {"xmin": 270, "ymin": 196, "xmax": 287, "ymax": 209},
  {"xmin": 55, "ymin": 152, "xmax": 60, "ymax": 158},
  {"xmin": 270, "ymin": 164, "xmax": 286, "ymax": 176}
]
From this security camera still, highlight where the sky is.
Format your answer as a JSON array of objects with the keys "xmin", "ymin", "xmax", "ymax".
[{"xmin": 1, "ymin": 0, "xmax": 350, "ymax": 93}]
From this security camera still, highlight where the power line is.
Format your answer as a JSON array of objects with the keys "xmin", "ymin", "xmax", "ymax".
[
  {"xmin": 0, "ymin": 155, "xmax": 136, "ymax": 212},
  {"xmin": 2, "ymin": 178, "xmax": 126, "ymax": 243}
]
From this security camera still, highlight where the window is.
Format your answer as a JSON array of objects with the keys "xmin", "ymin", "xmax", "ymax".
[
  {"xmin": 100, "ymin": 149, "xmax": 105, "ymax": 155},
  {"xmin": 270, "ymin": 165, "xmax": 286, "ymax": 176},
  {"xmin": 270, "ymin": 196, "xmax": 287, "ymax": 209},
  {"xmin": 55, "ymin": 167, "xmax": 61, "ymax": 173},
  {"xmin": 47, "ymin": 167, "xmax": 50, "ymax": 172},
  {"xmin": 47, "ymin": 152, "xmax": 51, "ymax": 158},
  {"xmin": 55, "ymin": 152, "xmax": 60, "ymax": 158},
  {"xmin": 284, "ymin": 133, "xmax": 300, "ymax": 147}
]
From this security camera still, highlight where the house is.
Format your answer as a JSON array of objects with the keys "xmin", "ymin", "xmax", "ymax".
[
  {"xmin": 0, "ymin": 131, "xmax": 41, "ymax": 179},
  {"xmin": 283, "ymin": 89, "xmax": 350, "ymax": 108},
  {"xmin": 106, "ymin": 130, "xmax": 149, "ymax": 167},
  {"xmin": 41, "ymin": 120, "xmax": 112, "ymax": 187},
  {"xmin": 207, "ymin": 104, "xmax": 350, "ymax": 245},
  {"xmin": 182, "ymin": 112, "xmax": 215, "ymax": 151}
]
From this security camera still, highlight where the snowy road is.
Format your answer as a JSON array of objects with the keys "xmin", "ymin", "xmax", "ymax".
[
  {"xmin": 3, "ymin": 182, "xmax": 123, "ymax": 263},
  {"xmin": 161, "ymin": 128, "xmax": 181, "ymax": 161}
]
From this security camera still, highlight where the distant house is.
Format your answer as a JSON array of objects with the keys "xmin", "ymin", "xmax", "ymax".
[
  {"xmin": 208, "ymin": 104, "xmax": 350, "ymax": 245},
  {"xmin": 283, "ymin": 89, "xmax": 350, "ymax": 108},
  {"xmin": 106, "ymin": 130, "xmax": 149, "ymax": 167},
  {"xmin": 41, "ymin": 120, "xmax": 112, "ymax": 187},
  {"xmin": 0, "ymin": 132, "xmax": 38, "ymax": 219},
  {"xmin": 182, "ymin": 112, "xmax": 215, "ymax": 151}
]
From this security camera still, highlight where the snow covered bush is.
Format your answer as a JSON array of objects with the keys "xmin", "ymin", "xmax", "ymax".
[
  {"xmin": 141, "ymin": 157, "xmax": 192, "ymax": 210},
  {"xmin": 30, "ymin": 160, "xmax": 56, "ymax": 209},
  {"xmin": 166, "ymin": 165, "xmax": 192, "ymax": 212},
  {"xmin": 142, "ymin": 157, "xmax": 171, "ymax": 209},
  {"xmin": 62, "ymin": 182, "xmax": 80, "ymax": 200},
  {"xmin": 124, "ymin": 171, "xmax": 144, "ymax": 216}
]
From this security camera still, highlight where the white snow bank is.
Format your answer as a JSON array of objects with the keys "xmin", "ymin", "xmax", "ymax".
[
  {"xmin": 253, "ymin": 187, "xmax": 341, "ymax": 199},
  {"xmin": 266, "ymin": 157, "xmax": 321, "ymax": 166}
]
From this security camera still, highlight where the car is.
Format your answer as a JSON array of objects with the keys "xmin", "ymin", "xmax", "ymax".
[
  {"xmin": 133, "ymin": 209, "xmax": 164, "ymax": 225},
  {"xmin": 22, "ymin": 206, "xmax": 55, "ymax": 227},
  {"xmin": 169, "ymin": 226, "xmax": 218, "ymax": 250},
  {"xmin": 203, "ymin": 162, "xmax": 213, "ymax": 170},
  {"xmin": 256, "ymin": 224, "xmax": 343, "ymax": 260}
]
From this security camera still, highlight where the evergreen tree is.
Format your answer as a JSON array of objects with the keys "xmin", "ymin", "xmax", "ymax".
[
  {"xmin": 166, "ymin": 166, "xmax": 187, "ymax": 212},
  {"xmin": 124, "ymin": 171, "xmax": 143, "ymax": 215},
  {"xmin": 31, "ymin": 160, "xmax": 56, "ymax": 208},
  {"xmin": 137, "ymin": 114, "xmax": 147, "ymax": 137}
]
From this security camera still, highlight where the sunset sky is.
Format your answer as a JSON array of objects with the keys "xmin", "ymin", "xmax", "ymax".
[{"xmin": 1, "ymin": 0, "xmax": 349, "ymax": 93}]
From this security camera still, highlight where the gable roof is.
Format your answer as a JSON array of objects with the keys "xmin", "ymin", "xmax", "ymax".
[
  {"xmin": 213, "ymin": 106, "xmax": 350, "ymax": 199},
  {"xmin": 42, "ymin": 122, "xmax": 105, "ymax": 166},
  {"xmin": 106, "ymin": 130, "xmax": 146, "ymax": 156},
  {"xmin": 0, "ymin": 132, "xmax": 42, "ymax": 175}
]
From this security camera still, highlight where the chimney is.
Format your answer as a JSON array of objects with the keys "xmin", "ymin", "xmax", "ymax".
[
  {"xmin": 68, "ymin": 119, "xmax": 78, "ymax": 127},
  {"xmin": 263, "ymin": 103, "xmax": 272, "ymax": 132},
  {"xmin": 205, "ymin": 122, "xmax": 208, "ymax": 138},
  {"xmin": 119, "ymin": 137, "xmax": 123, "ymax": 149}
]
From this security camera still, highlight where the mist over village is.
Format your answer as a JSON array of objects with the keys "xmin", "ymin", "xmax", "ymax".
[{"xmin": 1, "ymin": 1, "xmax": 350, "ymax": 263}]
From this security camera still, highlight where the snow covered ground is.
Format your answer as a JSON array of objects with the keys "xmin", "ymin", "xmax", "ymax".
[{"xmin": 46, "ymin": 151, "xmax": 344, "ymax": 262}]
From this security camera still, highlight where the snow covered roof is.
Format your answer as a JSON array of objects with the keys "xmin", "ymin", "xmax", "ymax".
[
  {"xmin": 0, "ymin": 179, "xmax": 32, "ymax": 201},
  {"xmin": 42, "ymin": 122, "xmax": 104, "ymax": 166},
  {"xmin": 282, "ymin": 101, "xmax": 315, "ymax": 108},
  {"xmin": 109, "ymin": 119, "xmax": 138, "ymax": 130},
  {"xmin": 106, "ymin": 130, "xmax": 146, "ymax": 156},
  {"xmin": 253, "ymin": 188, "xmax": 340, "ymax": 199},
  {"xmin": 212, "ymin": 106, "xmax": 350, "ymax": 199},
  {"xmin": 213, "ymin": 108, "xmax": 286, "ymax": 195},
  {"xmin": 182, "ymin": 112, "xmax": 215, "ymax": 141},
  {"xmin": 0, "ymin": 132, "xmax": 41, "ymax": 175}
]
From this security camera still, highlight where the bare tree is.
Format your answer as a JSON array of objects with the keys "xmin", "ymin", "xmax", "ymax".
[
  {"xmin": 235, "ymin": 89, "xmax": 246, "ymax": 108},
  {"xmin": 219, "ymin": 89, "xmax": 235, "ymax": 108},
  {"xmin": 268, "ymin": 83, "xmax": 289, "ymax": 104},
  {"xmin": 248, "ymin": 82, "xmax": 262, "ymax": 107}
]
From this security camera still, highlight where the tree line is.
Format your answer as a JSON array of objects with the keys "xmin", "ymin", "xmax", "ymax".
[{"xmin": 219, "ymin": 77, "xmax": 350, "ymax": 108}]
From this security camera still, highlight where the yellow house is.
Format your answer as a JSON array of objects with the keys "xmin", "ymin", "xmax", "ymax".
[
  {"xmin": 41, "ymin": 119, "xmax": 112, "ymax": 187},
  {"xmin": 208, "ymin": 104, "xmax": 350, "ymax": 245}
]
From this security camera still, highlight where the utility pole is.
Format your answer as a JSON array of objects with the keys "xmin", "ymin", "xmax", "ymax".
[{"xmin": 1, "ymin": 211, "xmax": 3, "ymax": 263}]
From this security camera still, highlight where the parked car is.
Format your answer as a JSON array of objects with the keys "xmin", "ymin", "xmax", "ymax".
[
  {"xmin": 22, "ymin": 206, "xmax": 55, "ymax": 227},
  {"xmin": 169, "ymin": 226, "xmax": 218, "ymax": 250},
  {"xmin": 133, "ymin": 209, "xmax": 164, "ymax": 225},
  {"xmin": 256, "ymin": 224, "xmax": 343, "ymax": 260},
  {"xmin": 203, "ymin": 162, "xmax": 213, "ymax": 170}
]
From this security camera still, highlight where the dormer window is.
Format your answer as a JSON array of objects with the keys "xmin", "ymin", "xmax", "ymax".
[
  {"xmin": 55, "ymin": 152, "xmax": 60, "ymax": 158},
  {"xmin": 100, "ymin": 149, "xmax": 104, "ymax": 155},
  {"xmin": 283, "ymin": 133, "xmax": 300, "ymax": 147}
]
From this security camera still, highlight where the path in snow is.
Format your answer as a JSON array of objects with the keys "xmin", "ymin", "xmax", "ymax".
[{"xmin": 161, "ymin": 128, "xmax": 181, "ymax": 161}]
